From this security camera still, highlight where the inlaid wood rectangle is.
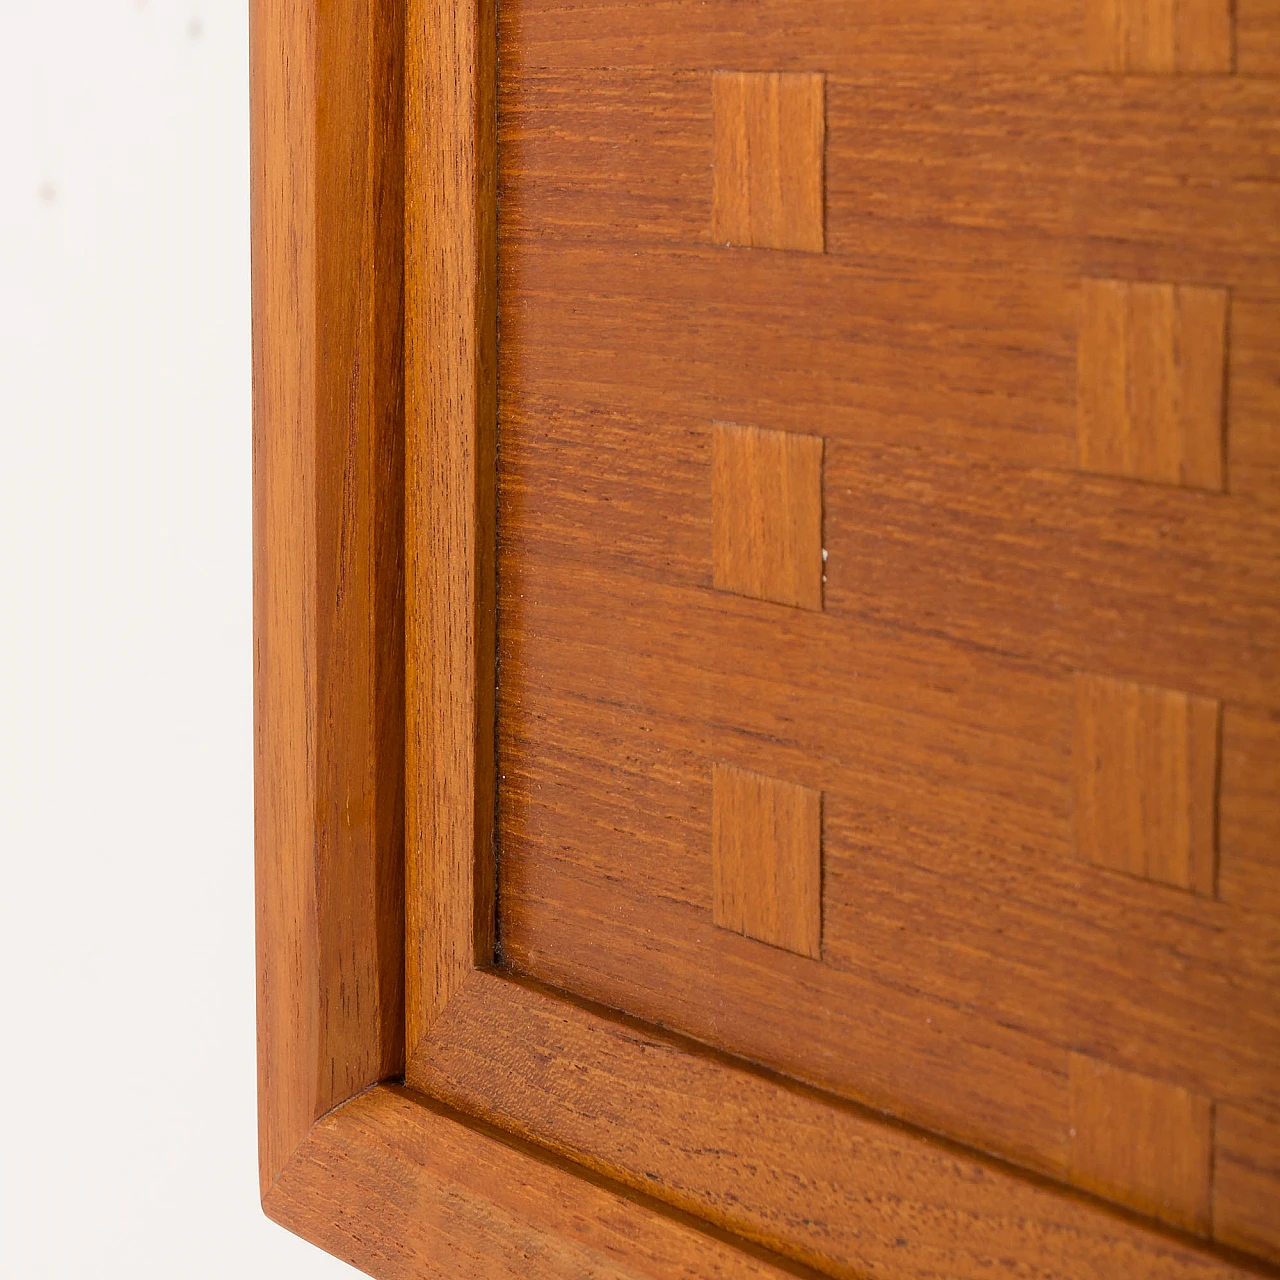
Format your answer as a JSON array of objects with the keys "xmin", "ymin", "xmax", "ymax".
[
  {"xmin": 1068, "ymin": 1054, "xmax": 1212, "ymax": 1234},
  {"xmin": 1215, "ymin": 1106, "xmax": 1280, "ymax": 1264},
  {"xmin": 1083, "ymin": 0, "xmax": 1235, "ymax": 72},
  {"xmin": 712, "ymin": 71, "xmax": 825, "ymax": 254},
  {"xmin": 712, "ymin": 422, "xmax": 823, "ymax": 610},
  {"xmin": 1074, "ymin": 673, "xmax": 1220, "ymax": 894},
  {"xmin": 1219, "ymin": 707, "xmax": 1280, "ymax": 916},
  {"xmin": 1078, "ymin": 279, "xmax": 1227, "ymax": 491},
  {"xmin": 712, "ymin": 763, "xmax": 821, "ymax": 959}
]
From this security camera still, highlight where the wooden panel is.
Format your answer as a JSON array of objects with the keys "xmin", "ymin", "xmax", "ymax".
[
  {"xmin": 711, "ymin": 72, "xmax": 824, "ymax": 254},
  {"xmin": 1215, "ymin": 1106, "xmax": 1280, "ymax": 1264},
  {"xmin": 494, "ymin": 553, "xmax": 1280, "ymax": 1143},
  {"xmin": 480, "ymin": 0, "xmax": 1280, "ymax": 1264},
  {"xmin": 404, "ymin": 0, "xmax": 498, "ymax": 1047},
  {"xmin": 251, "ymin": 0, "xmax": 405, "ymax": 1195},
  {"xmin": 499, "ymin": 70, "xmax": 1280, "ymax": 288},
  {"xmin": 496, "ymin": 388, "xmax": 1280, "ymax": 711},
  {"xmin": 711, "ymin": 423, "xmax": 823, "ymax": 610},
  {"xmin": 824, "ymin": 76, "xmax": 1279, "ymax": 284},
  {"xmin": 1073, "ymin": 673, "xmax": 1220, "ymax": 894},
  {"xmin": 409, "ymin": 973, "xmax": 1262, "ymax": 1280},
  {"xmin": 499, "ymin": 739, "xmax": 1075, "ymax": 1179},
  {"xmin": 818, "ymin": 443, "xmax": 1280, "ymax": 712},
  {"xmin": 504, "ymin": 243, "xmax": 1077, "ymax": 469},
  {"xmin": 1219, "ymin": 706, "xmax": 1280, "ymax": 917},
  {"xmin": 265, "ymin": 1086, "xmax": 798, "ymax": 1279},
  {"xmin": 712, "ymin": 763, "xmax": 822, "ymax": 958},
  {"xmin": 498, "ymin": 259, "xmax": 1280, "ymax": 525},
  {"xmin": 1068, "ymin": 1054, "xmax": 1212, "ymax": 1234},
  {"xmin": 504, "ymin": 0, "xmax": 1280, "ymax": 75},
  {"xmin": 503, "ymin": 0, "xmax": 1084, "ymax": 74},
  {"xmin": 1083, "ymin": 0, "xmax": 1235, "ymax": 72},
  {"xmin": 1077, "ymin": 280, "xmax": 1226, "ymax": 492}
]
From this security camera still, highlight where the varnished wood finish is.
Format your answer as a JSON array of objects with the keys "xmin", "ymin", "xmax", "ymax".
[
  {"xmin": 494, "ymin": 550, "xmax": 1280, "ymax": 1175},
  {"xmin": 409, "ymin": 971, "xmax": 1268, "ymax": 1280},
  {"xmin": 251, "ymin": 0, "xmax": 405, "ymax": 1196},
  {"xmin": 711, "ymin": 763, "xmax": 822, "ymax": 957},
  {"xmin": 711, "ymin": 72, "xmax": 825, "ymax": 254},
  {"xmin": 1083, "ymin": 0, "xmax": 1236, "ymax": 72},
  {"xmin": 264, "ymin": 1086, "xmax": 805, "ymax": 1279},
  {"xmin": 711, "ymin": 423, "xmax": 824, "ymax": 610},
  {"xmin": 495, "ymin": 0, "xmax": 1280, "ymax": 1256},
  {"xmin": 1067, "ymin": 1053, "xmax": 1213, "ymax": 1233},
  {"xmin": 505, "ymin": 0, "xmax": 1280, "ymax": 74},
  {"xmin": 404, "ymin": 0, "xmax": 498, "ymax": 1048},
  {"xmin": 1073, "ymin": 673, "xmax": 1220, "ymax": 894},
  {"xmin": 255, "ymin": 0, "xmax": 1280, "ymax": 1272},
  {"xmin": 1219, "ymin": 707, "xmax": 1280, "ymax": 917},
  {"xmin": 1077, "ymin": 279, "xmax": 1226, "ymax": 491},
  {"xmin": 1215, "ymin": 1107, "xmax": 1280, "ymax": 1265}
]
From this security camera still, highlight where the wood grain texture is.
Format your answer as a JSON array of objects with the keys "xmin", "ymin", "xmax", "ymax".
[
  {"xmin": 264, "ymin": 1086, "xmax": 804, "ymax": 1280},
  {"xmin": 492, "ymin": 256, "xmax": 1279, "ymax": 527},
  {"xmin": 501, "ymin": 0, "xmax": 1280, "ymax": 75},
  {"xmin": 1215, "ymin": 1107, "xmax": 1280, "ymax": 1265},
  {"xmin": 1073, "ymin": 673, "xmax": 1220, "ymax": 894},
  {"xmin": 251, "ymin": 0, "xmax": 405, "ymax": 1196},
  {"xmin": 493, "ymin": 546, "xmax": 1280, "ymax": 1196},
  {"xmin": 1219, "ymin": 707, "xmax": 1280, "ymax": 918},
  {"xmin": 1077, "ymin": 280, "xmax": 1227, "ymax": 492},
  {"xmin": 247, "ymin": 0, "xmax": 1280, "ymax": 1268},
  {"xmin": 1083, "ymin": 0, "xmax": 1235, "ymax": 71},
  {"xmin": 711, "ymin": 72, "xmax": 824, "ymax": 254},
  {"xmin": 1068, "ymin": 1054, "xmax": 1213, "ymax": 1234},
  {"xmin": 712, "ymin": 763, "xmax": 822, "ymax": 958},
  {"xmin": 404, "ymin": 0, "xmax": 499, "ymax": 1050},
  {"xmin": 1229, "ymin": 296, "xmax": 1280, "ymax": 502},
  {"xmin": 711, "ymin": 423, "xmax": 823, "ymax": 610},
  {"xmin": 408, "ymin": 972, "xmax": 1265, "ymax": 1280},
  {"xmin": 1176, "ymin": 0, "xmax": 1238, "ymax": 69},
  {"xmin": 500, "ymin": 69, "xmax": 1280, "ymax": 287},
  {"xmin": 1240, "ymin": 0, "xmax": 1280, "ymax": 72}
]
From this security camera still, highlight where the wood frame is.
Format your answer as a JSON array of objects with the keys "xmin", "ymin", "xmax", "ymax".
[{"xmin": 251, "ymin": 1, "xmax": 1278, "ymax": 1275}]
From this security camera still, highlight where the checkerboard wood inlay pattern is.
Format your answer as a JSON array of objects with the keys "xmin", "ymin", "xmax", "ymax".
[{"xmin": 495, "ymin": 15, "xmax": 1280, "ymax": 1265}]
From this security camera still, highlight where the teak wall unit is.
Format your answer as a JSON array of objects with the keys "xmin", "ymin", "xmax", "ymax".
[{"xmin": 252, "ymin": 0, "xmax": 1280, "ymax": 1274}]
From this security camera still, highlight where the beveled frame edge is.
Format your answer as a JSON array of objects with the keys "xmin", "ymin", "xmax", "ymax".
[
  {"xmin": 263, "ymin": 1084, "xmax": 827, "ymax": 1279},
  {"xmin": 402, "ymin": 0, "xmax": 498, "ymax": 1052},
  {"xmin": 404, "ymin": 972, "xmax": 1280, "ymax": 1280},
  {"xmin": 251, "ymin": 0, "xmax": 406, "ymax": 1199}
]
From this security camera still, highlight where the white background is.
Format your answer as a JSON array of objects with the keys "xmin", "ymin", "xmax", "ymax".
[{"xmin": 0, "ymin": 2, "xmax": 361, "ymax": 1274}]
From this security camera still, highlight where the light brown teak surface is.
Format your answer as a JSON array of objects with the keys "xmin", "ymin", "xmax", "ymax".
[
  {"xmin": 711, "ymin": 71, "xmax": 825, "ymax": 253},
  {"xmin": 1083, "ymin": 0, "xmax": 1236, "ymax": 72},
  {"xmin": 253, "ymin": 0, "xmax": 1280, "ymax": 1275},
  {"xmin": 711, "ymin": 762, "xmax": 823, "ymax": 957},
  {"xmin": 711, "ymin": 422, "xmax": 824, "ymax": 610},
  {"xmin": 1077, "ymin": 278, "xmax": 1227, "ymax": 490},
  {"xmin": 1073, "ymin": 673, "xmax": 1221, "ymax": 893},
  {"xmin": 494, "ymin": 0, "xmax": 1280, "ymax": 1261}
]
